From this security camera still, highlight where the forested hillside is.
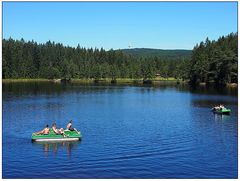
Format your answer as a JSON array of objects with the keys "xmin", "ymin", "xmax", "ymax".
[
  {"xmin": 2, "ymin": 32, "xmax": 237, "ymax": 85},
  {"xmin": 120, "ymin": 48, "xmax": 192, "ymax": 60},
  {"xmin": 2, "ymin": 38, "xmax": 189, "ymax": 80},
  {"xmin": 189, "ymin": 32, "xmax": 238, "ymax": 85}
]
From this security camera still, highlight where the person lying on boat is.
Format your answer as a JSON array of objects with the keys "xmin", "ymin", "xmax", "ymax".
[
  {"xmin": 66, "ymin": 120, "xmax": 78, "ymax": 132},
  {"xmin": 34, "ymin": 124, "xmax": 50, "ymax": 135},
  {"xmin": 52, "ymin": 123, "xmax": 67, "ymax": 137}
]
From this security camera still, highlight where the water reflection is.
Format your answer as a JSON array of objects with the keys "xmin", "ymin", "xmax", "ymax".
[
  {"xmin": 188, "ymin": 84, "xmax": 238, "ymax": 96},
  {"xmin": 3, "ymin": 82, "xmax": 237, "ymax": 99},
  {"xmin": 213, "ymin": 113, "xmax": 231, "ymax": 122},
  {"xmin": 192, "ymin": 99, "xmax": 237, "ymax": 108},
  {"xmin": 32, "ymin": 141, "xmax": 80, "ymax": 157},
  {"xmin": 3, "ymin": 82, "xmax": 126, "ymax": 98}
]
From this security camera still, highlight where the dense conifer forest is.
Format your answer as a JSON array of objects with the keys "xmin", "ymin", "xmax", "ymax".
[
  {"xmin": 2, "ymin": 32, "xmax": 238, "ymax": 85},
  {"xmin": 2, "ymin": 38, "xmax": 190, "ymax": 81},
  {"xmin": 189, "ymin": 32, "xmax": 238, "ymax": 85}
]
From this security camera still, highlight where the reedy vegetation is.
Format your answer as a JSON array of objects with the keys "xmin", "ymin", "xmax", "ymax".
[{"xmin": 2, "ymin": 32, "xmax": 237, "ymax": 85}]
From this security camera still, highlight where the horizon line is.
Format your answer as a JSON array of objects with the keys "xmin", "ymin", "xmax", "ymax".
[{"xmin": 3, "ymin": 37, "xmax": 194, "ymax": 51}]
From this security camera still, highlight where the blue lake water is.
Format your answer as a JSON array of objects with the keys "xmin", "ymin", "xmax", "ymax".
[{"xmin": 2, "ymin": 82, "xmax": 238, "ymax": 178}]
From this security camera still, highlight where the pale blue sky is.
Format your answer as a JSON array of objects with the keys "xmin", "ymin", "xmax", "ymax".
[{"xmin": 3, "ymin": 2, "xmax": 238, "ymax": 50}]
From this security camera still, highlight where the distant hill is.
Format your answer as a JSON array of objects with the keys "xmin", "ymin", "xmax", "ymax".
[{"xmin": 119, "ymin": 48, "xmax": 192, "ymax": 59}]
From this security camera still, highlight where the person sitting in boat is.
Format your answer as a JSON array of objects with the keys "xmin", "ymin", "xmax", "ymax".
[
  {"xmin": 52, "ymin": 123, "xmax": 66, "ymax": 137},
  {"xmin": 219, "ymin": 104, "xmax": 225, "ymax": 109},
  {"xmin": 66, "ymin": 120, "xmax": 78, "ymax": 132},
  {"xmin": 213, "ymin": 104, "xmax": 225, "ymax": 111},
  {"xmin": 212, "ymin": 105, "xmax": 220, "ymax": 111},
  {"xmin": 34, "ymin": 124, "xmax": 50, "ymax": 135}
]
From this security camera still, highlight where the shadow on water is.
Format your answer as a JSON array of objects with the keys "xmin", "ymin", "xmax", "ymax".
[{"xmin": 32, "ymin": 141, "xmax": 80, "ymax": 157}]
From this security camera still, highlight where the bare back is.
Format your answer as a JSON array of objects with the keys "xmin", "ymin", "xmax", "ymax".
[{"xmin": 43, "ymin": 127, "xmax": 50, "ymax": 134}]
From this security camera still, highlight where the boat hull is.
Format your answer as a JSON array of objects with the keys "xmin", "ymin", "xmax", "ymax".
[
  {"xmin": 212, "ymin": 108, "xmax": 231, "ymax": 115},
  {"xmin": 32, "ymin": 137, "xmax": 80, "ymax": 142},
  {"xmin": 32, "ymin": 130, "xmax": 82, "ymax": 142},
  {"xmin": 213, "ymin": 111, "xmax": 230, "ymax": 115}
]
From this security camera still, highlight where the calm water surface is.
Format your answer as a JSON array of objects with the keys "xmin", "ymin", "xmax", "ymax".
[{"xmin": 2, "ymin": 82, "xmax": 238, "ymax": 178}]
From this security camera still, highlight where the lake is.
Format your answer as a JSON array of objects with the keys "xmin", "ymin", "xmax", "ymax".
[{"xmin": 2, "ymin": 82, "xmax": 238, "ymax": 178}]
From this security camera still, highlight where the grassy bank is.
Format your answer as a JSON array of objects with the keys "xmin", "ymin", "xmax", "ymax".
[
  {"xmin": 2, "ymin": 78, "xmax": 51, "ymax": 83},
  {"xmin": 2, "ymin": 78, "xmax": 184, "ymax": 85},
  {"xmin": 2, "ymin": 78, "xmax": 237, "ymax": 87}
]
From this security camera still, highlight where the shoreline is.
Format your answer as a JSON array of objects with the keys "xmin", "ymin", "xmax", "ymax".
[
  {"xmin": 2, "ymin": 78, "xmax": 51, "ymax": 83},
  {"xmin": 2, "ymin": 78, "xmax": 181, "ymax": 83},
  {"xmin": 2, "ymin": 79, "xmax": 237, "ymax": 87}
]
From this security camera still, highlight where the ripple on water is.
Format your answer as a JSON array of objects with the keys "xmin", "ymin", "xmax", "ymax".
[{"xmin": 2, "ymin": 84, "xmax": 238, "ymax": 178}]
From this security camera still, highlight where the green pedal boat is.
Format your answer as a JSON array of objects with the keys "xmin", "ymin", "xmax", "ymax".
[
  {"xmin": 212, "ymin": 107, "xmax": 231, "ymax": 115},
  {"xmin": 32, "ymin": 128, "xmax": 82, "ymax": 142}
]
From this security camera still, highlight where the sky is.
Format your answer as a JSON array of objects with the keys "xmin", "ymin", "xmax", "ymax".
[{"xmin": 2, "ymin": 2, "xmax": 238, "ymax": 50}]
